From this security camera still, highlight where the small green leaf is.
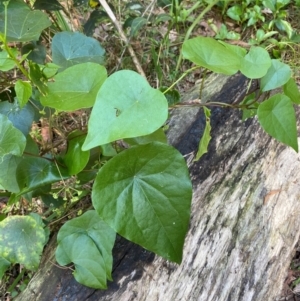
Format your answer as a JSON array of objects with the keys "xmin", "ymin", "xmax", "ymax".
[
  {"xmin": 0, "ymin": 50, "xmax": 16, "ymax": 71},
  {"xmin": 182, "ymin": 37, "xmax": 243, "ymax": 75},
  {"xmin": 33, "ymin": 0, "xmax": 63, "ymax": 10},
  {"xmin": 194, "ymin": 107, "xmax": 211, "ymax": 161},
  {"xmin": 0, "ymin": 100, "xmax": 35, "ymax": 136},
  {"xmin": 0, "ymin": 0, "xmax": 51, "ymax": 42},
  {"xmin": 92, "ymin": 142, "xmax": 192, "ymax": 263},
  {"xmin": 159, "ymin": 87, "xmax": 181, "ymax": 106},
  {"xmin": 241, "ymin": 95, "xmax": 259, "ymax": 121},
  {"xmin": 21, "ymin": 41, "xmax": 46, "ymax": 65},
  {"xmin": 63, "ymin": 130, "xmax": 90, "ymax": 175},
  {"xmin": 41, "ymin": 62, "xmax": 107, "ymax": 111},
  {"xmin": 15, "ymin": 80, "xmax": 32, "ymax": 108},
  {"xmin": 257, "ymin": 94, "xmax": 298, "ymax": 151},
  {"xmin": 83, "ymin": 10, "xmax": 108, "ymax": 36},
  {"xmin": 29, "ymin": 61, "xmax": 47, "ymax": 94},
  {"xmin": 283, "ymin": 77, "xmax": 300, "ymax": 104},
  {"xmin": 0, "ymin": 215, "xmax": 45, "ymax": 270},
  {"xmin": 83, "ymin": 70, "xmax": 168, "ymax": 150},
  {"xmin": 55, "ymin": 210, "xmax": 116, "ymax": 289},
  {"xmin": 240, "ymin": 46, "xmax": 271, "ymax": 79},
  {"xmin": 100, "ymin": 144, "xmax": 117, "ymax": 157},
  {"xmin": 0, "ymin": 114, "xmax": 26, "ymax": 159},
  {"xmin": 260, "ymin": 59, "xmax": 291, "ymax": 92},
  {"xmin": 52, "ymin": 32, "xmax": 105, "ymax": 70},
  {"xmin": 226, "ymin": 5, "xmax": 242, "ymax": 21},
  {"xmin": 42, "ymin": 63, "xmax": 59, "ymax": 79},
  {"xmin": 130, "ymin": 17, "xmax": 147, "ymax": 37},
  {"xmin": 16, "ymin": 157, "xmax": 69, "ymax": 194}
]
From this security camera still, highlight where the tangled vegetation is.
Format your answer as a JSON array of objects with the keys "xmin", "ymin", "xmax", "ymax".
[{"xmin": 1, "ymin": 0, "xmax": 300, "ymax": 299}]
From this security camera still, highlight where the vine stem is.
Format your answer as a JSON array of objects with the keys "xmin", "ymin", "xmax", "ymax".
[
  {"xmin": 7, "ymin": 268, "xmax": 26, "ymax": 294},
  {"xmin": 163, "ymin": 66, "xmax": 199, "ymax": 94},
  {"xmin": 175, "ymin": 0, "xmax": 219, "ymax": 72},
  {"xmin": 171, "ymin": 100, "xmax": 235, "ymax": 109},
  {"xmin": 1, "ymin": 1, "xmax": 30, "ymax": 80},
  {"xmin": 98, "ymin": 0, "xmax": 146, "ymax": 78}
]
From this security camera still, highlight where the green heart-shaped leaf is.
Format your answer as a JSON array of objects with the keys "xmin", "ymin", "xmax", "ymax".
[
  {"xmin": 83, "ymin": 70, "xmax": 168, "ymax": 150},
  {"xmin": 240, "ymin": 46, "xmax": 271, "ymax": 78},
  {"xmin": 55, "ymin": 210, "xmax": 116, "ymax": 289},
  {"xmin": 52, "ymin": 31, "xmax": 105, "ymax": 70},
  {"xmin": 63, "ymin": 130, "xmax": 90, "ymax": 175},
  {"xmin": 257, "ymin": 94, "xmax": 298, "ymax": 151},
  {"xmin": 16, "ymin": 157, "xmax": 69, "ymax": 194},
  {"xmin": 0, "ymin": 215, "xmax": 45, "ymax": 270},
  {"xmin": 0, "ymin": 0, "xmax": 51, "ymax": 42},
  {"xmin": 182, "ymin": 37, "xmax": 243, "ymax": 75},
  {"xmin": 92, "ymin": 142, "xmax": 192, "ymax": 263},
  {"xmin": 260, "ymin": 59, "xmax": 291, "ymax": 92},
  {"xmin": 40, "ymin": 62, "xmax": 107, "ymax": 111}
]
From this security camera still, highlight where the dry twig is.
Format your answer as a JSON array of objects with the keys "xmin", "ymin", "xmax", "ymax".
[{"xmin": 98, "ymin": 0, "xmax": 146, "ymax": 78}]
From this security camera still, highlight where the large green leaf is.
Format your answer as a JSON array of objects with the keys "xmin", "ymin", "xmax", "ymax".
[
  {"xmin": 0, "ymin": 100, "xmax": 35, "ymax": 136},
  {"xmin": 260, "ymin": 60, "xmax": 291, "ymax": 92},
  {"xmin": 40, "ymin": 62, "xmax": 107, "ymax": 111},
  {"xmin": 257, "ymin": 94, "xmax": 298, "ymax": 151},
  {"xmin": 82, "ymin": 70, "xmax": 168, "ymax": 150},
  {"xmin": 0, "ymin": 215, "xmax": 45, "ymax": 270},
  {"xmin": 0, "ymin": 0, "xmax": 51, "ymax": 42},
  {"xmin": 182, "ymin": 37, "xmax": 243, "ymax": 75},
  {"xmin": 0, "ymin": 114, "xmax": 26, "ymax": 159},
  {"xmin": 16, "ymin": 157, "xmax": 69, "ymax": 194},
  {"xmin": 92, "ymin": 142, "xmax": 192, "ymax": 263},
  {"xmin": 52, "ymin": 32, "xmax": 105, "ymax": 70},
  {"xmin": 55, "ymin": 210, "xmax": 116, "ymax": 289},
  {"xmin": 63, "ymin": 130, "xmax": 90, "ymax": 175},
  {"xmin": 240, "ymin": 46, "xmax": 271, "ymax": 79}
]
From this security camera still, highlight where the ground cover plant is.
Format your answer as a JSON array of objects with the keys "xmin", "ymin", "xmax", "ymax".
[{"xmin": 1, "ymin": 0, "xmax": 300, "ymax": 299}]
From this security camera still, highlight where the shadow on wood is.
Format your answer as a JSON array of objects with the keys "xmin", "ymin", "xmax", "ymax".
[{"xmin": 15, "ymin": 73, "xmax": 300, "ymax": 301}]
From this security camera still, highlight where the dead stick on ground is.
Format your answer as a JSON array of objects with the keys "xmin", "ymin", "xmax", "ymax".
[{"xmin": 98, "ymin": 0, "xmax": 146, "ymax": 78}]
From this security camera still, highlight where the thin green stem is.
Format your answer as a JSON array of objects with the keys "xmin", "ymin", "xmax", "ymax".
[
  {"xmin": 199, "ymin": 69, "xmax": 207, "ymax": 99},
  {"xmin": 175, "ymin": 0, "xmax": 219, "ymax": 72},
  {"xmin": 186, "ymin": 1, "xmax": 203, "ymax": 16},
  {"xmin": 170, "ymin": 101, "xmax": 235, "ymax": 109},
  {"xmin": 1, "ymin": 2, "xmax": 30, "ymax": 79},
  {"xmin": 163, "ymin": 66, "xmax": 199, "ymax": 94},
  {"xmin": 7, "ymin": 268, "xmax": 26, "ymax": 294}
]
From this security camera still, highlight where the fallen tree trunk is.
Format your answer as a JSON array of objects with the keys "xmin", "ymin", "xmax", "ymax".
[{"xmin": 16, "ymin": 73, "xmax": 300, "ymax": 301}]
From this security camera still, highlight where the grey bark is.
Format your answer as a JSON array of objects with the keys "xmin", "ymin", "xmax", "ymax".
[{"xmin": 15, "ymin": 73, "xmax": 300, "ymax": 301}]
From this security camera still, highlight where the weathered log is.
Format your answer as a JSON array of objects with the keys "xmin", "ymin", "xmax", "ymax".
[{"xmin": 15, "ymin": 73, "xmax": 300, "ymax": 301}]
